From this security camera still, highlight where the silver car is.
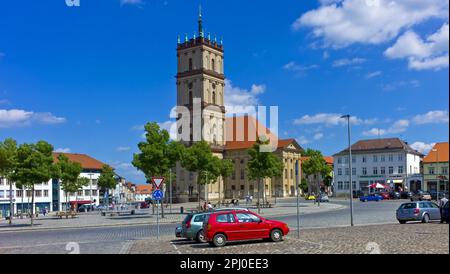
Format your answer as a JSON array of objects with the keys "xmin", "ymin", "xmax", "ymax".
[{"xmin": 396, "ymin": 201, "xmax": 441, "ymax": 224}]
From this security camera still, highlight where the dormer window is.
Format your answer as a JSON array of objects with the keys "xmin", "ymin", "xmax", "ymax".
[{"xmin": 189, "ymin": 58, "xmax": 193, "ymax": 71}]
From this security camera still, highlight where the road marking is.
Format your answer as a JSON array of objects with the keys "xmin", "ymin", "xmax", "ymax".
[
  {"xmin": 171, "ymin": 241, "xmax": 182, "ymax": 254},
  {"xmin": 119, "ymin": 240, "xmax": 135, "ymax": 254}
]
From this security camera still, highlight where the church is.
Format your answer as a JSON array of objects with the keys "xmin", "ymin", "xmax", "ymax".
[{"xmin": 174, "ymin": 7, "xmax": 304, "ymax": 203}]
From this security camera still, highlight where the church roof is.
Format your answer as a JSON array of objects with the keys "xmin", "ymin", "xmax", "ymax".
[{"xmin": 224, "ymin": 115, "xmax": 303, "ymax": 152}]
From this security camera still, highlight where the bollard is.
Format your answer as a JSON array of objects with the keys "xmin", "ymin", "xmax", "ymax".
[{"xmin": 180, "ymin": 206, "xmax": 184, "ymax": 214}]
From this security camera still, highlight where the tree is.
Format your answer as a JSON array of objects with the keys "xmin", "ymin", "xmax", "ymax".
[
  {"xmin": 300, "ymin": 178, "xmax": 309, "ymax": 194},
  {"xmin": 54, "ymin": 154, "xmax": 83, "ymax": 212},
  {"xmin": 302, "ymin": 148, "xmax": 332, "ymax": 206},
  {"xmin": 0, "ymin": 138, "xmax": 18, "ymax": 225},
  {"xmin": 14, "ymin": 141, "xmax": 54, "ymax": 226},
  {"xmin": 247, "ymin": 137, "xmax": 284, "ymax": 214},
  {"xmin": 98, "ymin": 165, "xmax": 116, "ymax": 206},
  {"xmin": 218, "ymin": 159, "xmax": 234, "ymax": 206},
  {"xmin": 133, "ymin": 122, "xmax": 185, "ymax": 218},
  {"xmin": 181, "ymin": 141, "xmax": 221, "ymax": 208}
]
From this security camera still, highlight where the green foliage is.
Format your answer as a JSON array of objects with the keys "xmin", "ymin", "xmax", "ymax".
[
  {"xmin": 247, "ymin": 137, "xmax": 283, "ymax": 181},
  {"xmin": 219, "ymin": 159, "xmax": 234, "ymax": 179},
  {"xmin": 0, "ymin": 138, "xmax": 18, "ymax": 181},
  {"xmin": 98, "ymin": 165, "xmax": 116, "ymax": 190},
  {"xmin": 15, "ymin": 141, "xmax": 54, "ymax": 186},
  {"xmin": 300, "ymin": 178, "xmax": 309, "ymax": 193},
  {"xmin": 133, "ymin": 122, "xmax": 185, "ymax": 180},
  {"xmin": 181, "ymin": 141, "xmax": 220, "ymax": 185},
  {"xmin": 54, "ymin": 154, "xmax": 83, "ymax": 194},
  {"xmin": 302, "ymin": 148, "xmax": 332, "ymax": 178}
]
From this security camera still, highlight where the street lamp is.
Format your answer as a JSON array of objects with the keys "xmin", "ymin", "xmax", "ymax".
[
  {"xmin": 341, "ymin": 115, "xmax": 354, "ymax": 227},
  {"xmin": 88, "ymin": 173, "xmax": 94, "ymax": 210}
]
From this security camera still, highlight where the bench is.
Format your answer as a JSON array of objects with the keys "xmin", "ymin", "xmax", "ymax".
[
  {"xmin": 256, "ymin": 202, "xmax": 273, "ymax": 208},
  {"xmin": 101, "ymin": 209, "xmax": 136, "ymax": 217},
  {"xmin": 56, "ymin": 211, "xmax": 78, "ymax": 219}
]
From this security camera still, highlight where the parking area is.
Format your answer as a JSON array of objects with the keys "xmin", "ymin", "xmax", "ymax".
[{"xmin": 129, "ymin": 223, "xmax": 449, "ymax": 254}]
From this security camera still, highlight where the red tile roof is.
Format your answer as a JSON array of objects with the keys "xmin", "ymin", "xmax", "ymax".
[
  {"xmin": 135, "ymin": 184, "xmax": 153, "ymax": 194},
  {"xmin": 224, "ymin": 116, "xmax": 303, "ymax": 151},
  {"xmin": 423, "ymin": 142, "xmax": 449, "ymax": 163},
  {"xmin": 301, "ymin": 156, "xmax": 334, "ymax": 165},
  {"xmin": 53, "ymin": 153, "xmax": 107, "ymax": 170}
]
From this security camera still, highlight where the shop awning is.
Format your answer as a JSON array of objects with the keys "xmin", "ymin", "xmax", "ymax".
[{"xmin": 69, "ymin": 200, "xmax": 93, "ymax": 205}]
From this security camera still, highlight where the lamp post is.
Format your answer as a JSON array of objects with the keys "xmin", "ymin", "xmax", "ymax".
[
  {"xmin": 341, "ymin": 115, "xmax": 354, "ymax": 227},
  {"xmin": 432, "ymin": 147, "xmax": 439, "ymax": 201},
  {"xmin": 88, "ymin": 173, "xmax": 94, "ymax": 211}
]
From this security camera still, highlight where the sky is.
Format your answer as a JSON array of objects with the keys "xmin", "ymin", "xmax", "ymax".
[{"xmin": 0, "ymin": 0, "xmax": 449, "ymax": 184}]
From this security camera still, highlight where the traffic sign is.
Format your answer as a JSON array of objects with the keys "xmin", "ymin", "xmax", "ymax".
[
  {"xmin": 152, "ymin": 189, "xmax": 164, "ymax": 201},
  {"xmin": 152, "ymin": 177, "xmax": 165, "ymax": 189}
]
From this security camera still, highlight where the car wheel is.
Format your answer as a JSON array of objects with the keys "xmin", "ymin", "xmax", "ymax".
[
  {"xmin": 196, "ymin": 230, "xmax": 207, "ymax": 243},
  {"xmin": 213, "ymin": 233, "xmax": 227, "ymax": 247},
  {"xmin": 422, "ymin": 214, "xmax": 430, "ymax": 223},
  {"xmin": 270, "ymin": 229, "xmax": 283, "ymax": 242},
  {"xmin": 399, "ymin": 220, "xmax": 406, "ymax": 224}
]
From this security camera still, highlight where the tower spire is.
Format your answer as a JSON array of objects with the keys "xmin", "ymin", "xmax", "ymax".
[{"xmin": 198, "ymin": 3, "xmax": 203, "ymax": 37}]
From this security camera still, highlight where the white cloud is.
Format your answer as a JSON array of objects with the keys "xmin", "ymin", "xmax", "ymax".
[
  {"xmin": 297, "ymin": 136, "xmax": 310, "ymax": 145},
  {"xmin": 412, "ymin": 110, "xmax": 449, "ymax": 124},
  {"xmin": 410, "ymin": 141, "xmax": 436, "ymax": 154},
  {"xmin": 294, "ymin": 113, "xmax": 376, "ymax": 126},
  {"xmin": 0, "ymin": 109, "xmax": 66, "ymax": 128},
  {"xmin": 293, "ymin": 0, "xmax": 449, "ymax": 48},
  {"xmin": 382, "ymin": 80, "xmax": 420, "ymax": 91},
  {"xmin": 313, "ymin": 132, "xmax": 324, "ymax": 140},
  {"xmin": 120, "ymin": 0, "xmax": 144, "ymax": 6},
  {"xmin": 55, "ymin": 148, "xmax": 71, "ymax": 153},
  {"xmin": 116, "ymin": 146, "xmax": 131, "ymax": 152},
  {"xmin": 332, "ymin": 58, "xmax": 366, "ymax": 67},
  {"xmin": 366, "ymin": 71, "xmax": 382, "ymax": 79},
  {"xmin": 363, "ymin": 119, "xmax": 410, "ymax": 136},
  {"xmin": 284, "ymin": 61, "xmax": 319, "ymax": 71},
  {"xmin": 224, "ymin": 80, "xmax": 265, "ymax": 116},
  {"xmin": 385, "ymin": 23, "xmax": 449, "ymax": 70}
]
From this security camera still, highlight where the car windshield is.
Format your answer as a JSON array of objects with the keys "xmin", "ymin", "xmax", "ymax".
[{"xmin": 399, "ymin": 203, "xmax": 416, "ymax": 209}]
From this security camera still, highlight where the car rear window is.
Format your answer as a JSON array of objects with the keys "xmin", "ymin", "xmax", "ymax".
[
  {"xmin": 216, "ymin": 213, "xmax": 235, "ymax": 223},
  {"xmin": 399, "ymin": 203, "xmax": 416, "ymax": 209},
  {"xmin": 183, "ymin": 214, "xmax": 193, "ymax": 224},
  {"xmin": 194, "ymin": 214, "xmax": 206, "ymax": 222}
]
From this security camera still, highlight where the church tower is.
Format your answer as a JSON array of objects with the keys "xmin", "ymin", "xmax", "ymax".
[
  {"xmin": 176, "ymin": 5, "xmax": 226, "ymax": 148},
  {"xmin": 175, "ymin": 6, "xmax": 226, "ymax": 201}
]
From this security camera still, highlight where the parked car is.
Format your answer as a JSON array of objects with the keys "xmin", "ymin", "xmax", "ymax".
[
  {"xmin": 318, "ymin": 194, "xmax": 329, "ymax": 202},
  {"xmin": 176, "ymin": 212, "xmax": 210, "ymax": 243},
  {"xmin": 389, "ymin": 191, "xmax": 401, "ymax": 200},
  {"xmin": 359, "ymin": 193, "xmax": 384, "ymax": 202},
  {"xmin": 396, "ymin": 201, "xmax": 441, "ymax": 224},
  {"xmin": 441, "ymin": 202, "xmax": 449, "ymax": 224},
  {"xmin": 140, "ymin": 202, "xmax": 150, "ymax": 209},
  {"xmin": 400, "ymin": 191, "xmax": 413, "ymax": 199},
  {"xmin": 429, "ymin": 191, "xmax": 448, "ymax": 201},
  {"xmin": 353, "ymin": 190, "xmax": 364, "ymax": 198},
  {"xmin": 411, "ymin": 190, "xmax": 432, "ymax": 201},
  {"xmin": 214, "ymin": 207, "xmax": 250, "ymax": 212},
  {"xmin": 203, "ymin": 210, "xmax": 290, "ymax": 247},
  {"xmin": 305, "ymin": 194, "xmax": 316, "ymax": 201},
  {"xmin": 376, "ymin": 192, "xmax": 390, "ymax": 200}
]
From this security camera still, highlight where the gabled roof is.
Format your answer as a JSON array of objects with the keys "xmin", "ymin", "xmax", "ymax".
[
  {"xmin": 301, "ymin": 156, "xmax": 334, "ymax": 166},
  {"xmin": 224, "ymin": 115, "xmax": 303, "ymax": 152},
  {"xmin": 423, "ymin": 142, "xmax": 449, "ymax": 163},
  {"xmin": 135, "ymin": 184, "xmax": 153, "ymax": 194},
  {"xmin": 53, "ymin": 153, "xmax": 107, "ymax": 170},
  {"xmin": 334, "ymin": 138, "xmax": 423, "ymax": 156}
]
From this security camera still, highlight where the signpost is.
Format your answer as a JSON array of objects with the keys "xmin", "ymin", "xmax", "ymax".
[
  {"xmin": 295, "ymin": 160, "xmax": 300, "ymax": 239},
  {"xmin": 151, "ymin": 177, "xmax": 165, "ymax": 239}
]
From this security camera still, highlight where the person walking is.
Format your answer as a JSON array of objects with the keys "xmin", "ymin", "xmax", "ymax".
[{"xmin": 439, "ymin": 195, "xmax": 448, "ymax": 223}]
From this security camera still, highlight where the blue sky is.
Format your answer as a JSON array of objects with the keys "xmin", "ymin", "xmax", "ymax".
[{"xmin": 1, "ymin": 0, "xmax": 449, "ymax": 184}]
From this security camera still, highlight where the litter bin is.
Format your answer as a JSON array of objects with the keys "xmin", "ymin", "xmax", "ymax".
[{"xmin": 180, "ymin": 207, "xmax": 184, "ymax": 214}]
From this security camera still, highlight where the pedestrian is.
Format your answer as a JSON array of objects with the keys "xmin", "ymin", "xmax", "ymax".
[
  {"xmin": 439, "ymin": 195, "xmax": 449, "ymax": 223},
  {"xmin": 203, "ymin": 201, "xmax": 208, "ymax": 212},
  {"xmin": 207, "ymin": 202, "xmax": 213, "ymax": 211}
]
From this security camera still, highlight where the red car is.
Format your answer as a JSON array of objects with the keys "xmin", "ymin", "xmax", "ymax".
[
  {"xmin": 203, "ymin": 210, "xmax": 290, "ymax": 247},
  {"xmin": 376, "ymin": 192, "xmax": 390, "ymax": 200}
]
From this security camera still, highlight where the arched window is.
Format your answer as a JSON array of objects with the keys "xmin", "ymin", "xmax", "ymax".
[
  {"xmin": 211, "ymin": 59, "xmax": 215, "ymax": 71},
  {"xmin": 189, "ymin": 58, "xmax": 193, "ymax": 71},
  {"xmin": 189, "ymin": 91, "xmax": 193, "ymax": 106},
  {"xmin": 212, "ymin": 91, "xmax": 216, "ymax": 105}
]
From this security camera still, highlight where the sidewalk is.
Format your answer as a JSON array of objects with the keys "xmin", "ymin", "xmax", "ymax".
[{"xmin": 0, "ymin": 200, "xmax": 345, "ymax": 232}]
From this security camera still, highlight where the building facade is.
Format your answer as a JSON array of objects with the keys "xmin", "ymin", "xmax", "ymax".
[
  {"xmin": 333, "ymin": 138, "xmax": 423, "ymax": 196},
  {"xmin": 423, "ymin": 142, "xmax": 449, "ymax": 193},
  {"xmin": 135, "ymin": 184, "xmax": 153, "ymax": 202},
  {"xmin": 173, "ymin": 9, "xmax": 302, "ymax": 202}
]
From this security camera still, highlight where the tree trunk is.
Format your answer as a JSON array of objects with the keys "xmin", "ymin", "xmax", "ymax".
[
  {"xmin": 257, "ymin": 177, "xmax": 261, "ymax": 214},
  {"xmin": 30, "ymin": 185, "xmax": 35, "ymax": 226},
  {"xmin": 218, "ymin": 176, "xmax": 221, "ymax": 208},
  {"xmin": 8, "ymin": 178, "xmax": 13, "ymax": 225}
]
